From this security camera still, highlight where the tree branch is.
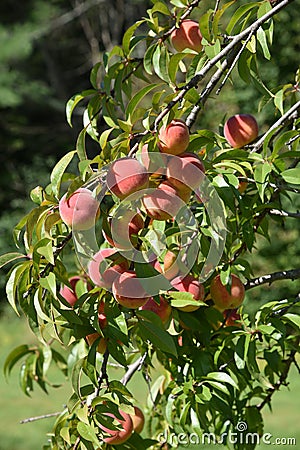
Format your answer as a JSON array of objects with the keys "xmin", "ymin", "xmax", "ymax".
[
  {"xmin": 245, "ymin": 268, "xmax": 300, "ymax": 290},
  {"xmin": 120, "ymin": 351, "xmax": 148, "ymax": 386},
  {"xmin": 154, "ymin": 0, "xmax": 294, "ymax": 130},
  {"xmin": 20, "ymin": 411, "xmax": 62, "ymax": 424},
  {"xmin": 257, "ymin": 340, "xmax": 299, "ymax": 411},
  {"xmin": 250, "ymin": 100, "xmax": 300, "ymax": 153},
  {"xmin": 268, "ymin": 208, "xmax": 300, "ymax": 218}
]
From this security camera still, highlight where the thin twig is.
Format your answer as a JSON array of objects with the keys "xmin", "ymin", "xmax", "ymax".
[
  {"xmin": 250, "ymin": 100, "xmax": 300, "ymax": 153},
  {"xmin": 245, "ymin": 268, "xmax": 300, "ymax": 290},
  {"xmin": 120, "ymin": 351, "xmax": 148, "ymax": 386},
  {"xmin": 20, "ymin": 411, "xmax": 62, "ymax": 424},
  {"xmin": 268, "ymin": 209, "xmax": 300, "ymax": 218}
]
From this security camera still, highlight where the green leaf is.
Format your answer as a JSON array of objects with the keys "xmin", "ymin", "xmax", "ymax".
[
  {"xmin": 37, "ymin": 241, "xmax": 55, "ymax": 265},
  {"xmin": 283, "ymin": 313, "xmax": 300, "ymax": 329},
  {"xmin": 168, "ymin": 53, "xmax": 186, "ymax": 84},
  {"xmin": 137, "ymin": 313, "xmax": 177, "ymax": 356},
  {"xmin": 274, "ymin": 89, "xmax": 284, "ymax": 115},
  {"xmin": 77, "ymin": 422, "xmax": 100, "ymax": 445},
  {"xmin": 144, "ymin": 43, "xmax": 157, "ymax": 75},
  {"xmin": 6, "ymin": 263, "xmax": 30, "ymax": 315},
  {"xmin": 281, "ymin": 168, "xmax": 300, "ymax": 185},
  {"xmin": 199, "ymin": 10, "xmax": 213, "ymax": 42},
  {"xmin": 50, "ymin": 151, "xmax": 76, "ymax": 198},
  {"xmin": 39, "ymin": 272, "xmax": 57, "ymax": 298},
  {"xmin": 122, "ymin": 21, "xmax": 144, "ymax": 55},
  {"xmin": 66, "ymin": 90, "xmax": 95, "ymax": 127},
  {"xmin": 126, "ymin": 84, "xmax": 158, "ymax": 121},
  {"xmin": 76, "ymin": 128, "xmax": 88, "ymax": 162},
  {"xmin": 4, "ymin": 345, "xmax": 32, "ymax": 377},
  {"xmin": 72, "ymin": 358, "xmax": 85, "ymax": 399},
  {"xmin": 254, "ymin": 162, "xmax": 272, "ymax": 200},
  {"xmin": 170, "ymin": 291, "xmax": 206, "ymax": 309},
  {"xmin": 257, "ymin": 26, "xmax": 271, "ymax": 60},
  {"xmin": 206, "ymin": 371, "xmax": 238, "ymax": 389},
  {"xmin": 226, "ymin": 3, "xmax": 259, "ymax": 35},
  {"xmin": 153, "ymin": 44, "xmax": 170, "ymax": 83},
  {"xmin": 0, "ymin": 252, "xmax": 25, "ymax": 269}
]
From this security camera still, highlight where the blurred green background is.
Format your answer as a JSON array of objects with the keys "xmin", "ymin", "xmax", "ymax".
[{"xmin": 0, "ymin": 0, "xmax": 299, "ymax": 449}]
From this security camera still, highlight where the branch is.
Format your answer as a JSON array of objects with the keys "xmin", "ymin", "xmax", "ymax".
[
  {"xmin": 154, "ymin": 0, "xmax": 294, "ymax": 130},
  {"xmin": 257, "ymin": 341, "xmax": 299, "ymax": 411},
  {"xmin": 245, "ymin": 268, "xmax": 300, "ymax": 290},
  {"xmin": 268, "ymin": 208, "xmax": 300, "ymax": 218},
  {"xmin": 20, "ymin": 411, "xmax": 62, "ymax": 424},
  {"xmin": 32, "ymin": 0, "xmax": 105, "ymax": 40},
  {"xmin": 120, "ymin": 351, "xmax": 147, "ymax": 386},
  {"xmin": 96, "ymin": 348, "xmax": 110, "ymax": 395},
  {"xmin": 250, "ymin": 100, "xmax": 300, "ymax": 153}
]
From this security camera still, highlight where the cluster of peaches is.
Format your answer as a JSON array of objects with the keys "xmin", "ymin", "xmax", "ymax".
[{"xmin": 56, "ymin": 19, "xmax": 261, "ymax": 445}]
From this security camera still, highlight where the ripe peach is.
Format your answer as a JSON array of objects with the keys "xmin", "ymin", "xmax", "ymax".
[
  {"xmin": 171, "ymin": 20, "xmax": 203, "ymax": 53},
  {"xmin": 172, "ymin": 274, "xmax": 205, "ymax": 312},
  {"xmin": 99, "ymin": 410, "xmax": 133, "ymax": 445},
  {"xmin": 223, "ymin": 309, "xmax": 241, "ymax": 327},
  {"xmin": 130, "ymin": 406, "xmax": 145, "ymax": 434},
  {"xmin": 106, "ymin": 157, "xmax": 149, "ymax": 199},
  {"xmin": 166, "ymin": 152, "xmax": 205, "ymax": 192},
  {"xmin": 112, "ymin": 270, "xmax": 150, "ymax": 308},
  {"xmin": 140, "ymin": 295, "xmax": 172, "ymax": 324},
  {"xmin": 224, "ymin": 114, "xmax": 258, "ymax": 148},
  {"xmin": 86, "ymin": 332, "xmax": 107, "ymax": 354},
  {"xmin": 142, "ymin": 182, "xmax": 183, "ymax": 221},
  {"xmin": 88, "ymin": 248, "xmax": 129, "ymax": 289},
  {"xmin": 163, "ymin": 250, "xmax": 181, "ymax": 281},
  {"xmin": 59, "ymin": 187, "xmax": 100, "ymax": 230},
  {"xmin": 59, "ymin": 276, "xmax": 82, "ymax": 307},
  {"xmin": 140, "ymin": 144, "xmax": 168, "ymax": 177},
  {"xmin": 210, "ymin": 274, "xmax": 245, "ymax": 310},
  {"xmin": 103, "ymin": 211, "xmax": 144, "ymax": 250},
  {"xmin": 158, "ymin": 119, "xmax": 190, "ymax": 156}
]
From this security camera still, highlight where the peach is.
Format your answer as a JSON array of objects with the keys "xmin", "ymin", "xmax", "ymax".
[
  {"xmin": 106, "ymin": 157, "xmax": 149, "ymax": 199},
  {"xmin": 171, "ymin": 274, "xmax": 205, "ymax": 312},
  {"xmin": 103, "ymin": 211, "xmax": 144, "ymax": 249},
  {"xmin": 99, "ymin": 409, "xmax": 133, "ymax": 445},
  {"xmin": 86, "ymin": 333, "xmax": 107, "ymax": 354},
  {"xmin": 59, "ymin": 187, "xmax": 100, "ymax": 230},
  {"xmin": 158, "ymin": 119, "xmax": 190, "ymax": 156},
  {"xmin": 112, "ymin": 270, "xmax": 150, "ymax": 308},
  {"xmin": 210, "ymin": 274, "xmax": 245, "ymax": 310},
  {"xmin": 88, "ymin": 248, "xmax": 129, "ymax": 289},
  {"xmin": 140, "ymin": 295, "xmax": 172, "ymax": 324},
  {"xmin": 171, "ymin": 20, "xmax": 203, "ymax": 53},
  {"xmin": 140, "ymin": 144, "xmax": 168, "ymax": 177},
  {"xmin": 142, "ymin": 182, "xmax": 184, "ymax": 221},
  {"xmin": 224, "ymin": 114, "xmax": 258, "ymax": 148},
  {"xmin": 130, "ymin": 406, "xmax": 145, "ymax": 434},
  {"xmin": 166, "ymin": 152, "xmax": 205, "ymax": 192},
  {"xmin": 59, "ymin": 276, "xmax": 81, "ymax": 307},
  {"xmin": 223, "ymin": 309, "xmax": 241, "ymax": 327},
  {"xmin": 163, "ymin": 250, "xmax": 181, "ymax": 280}
]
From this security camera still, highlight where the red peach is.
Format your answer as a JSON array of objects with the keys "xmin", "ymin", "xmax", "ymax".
[
  {"xmin": 59, "ymin": 187, "xmax": 100, "ymax": 230},
  {"xmin": 158, "ymin": 119, "xmax": 190, "ymax": 156},
  {"xmin": 99, "ymin": 410, "xmax": 133, "ymax": 445},
  {"xmin": 172, "ymin": 274, "xmax": 205, "ymax": 312},
  {"xmin": 142, "ymin": 182, "xmax": 184, "ymax": 221},
  {"xmin": 86, "ymin": 333, "xmax": 107, "ymax": 354},
  {"xmin": 130, "ymin": 406, "xmax": 145, "ymax": 434},
  {"xmin": 112, "ymin": 270, "xmax": 150, "ymax": 308},
  {"xmin": 166, "ymin": 152, "xmax": 205, "ymax": 192},
  {"xmin": 59, "ymin": 276, "xmax": 90, "ymax": 307},
  {"xmin": 223, "ymin": 309, "xmax": 242, "ymax": 327},
  {"xmin": 88, "ymin": 248, "xmax": 129, "ymax": 289},
  {"xmin": 106, "ymin": 157, "xmax": 149, "ymax": 199},
  {"xmin": 224, "ymin": 114, "xmax": 258, "ymax": 148},
  {"xmin": 171, "ymin": 20, "xmax": 203, "ymax": 53},
  {"xmin": 103, "ymin": 211, "xmax": 144, "ymax": 250},
  {"xmin": 140, "ymin": 295, "xmax": 172, "ymax": 324},
  {"xmin": 210, "ymin": 274, "xmax": 245, "ymax": 310}
]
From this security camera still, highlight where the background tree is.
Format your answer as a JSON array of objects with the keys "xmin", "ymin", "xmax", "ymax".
[{"xmin": 1, "ymin": 0, "xmax": 300, "ymax": 449}]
